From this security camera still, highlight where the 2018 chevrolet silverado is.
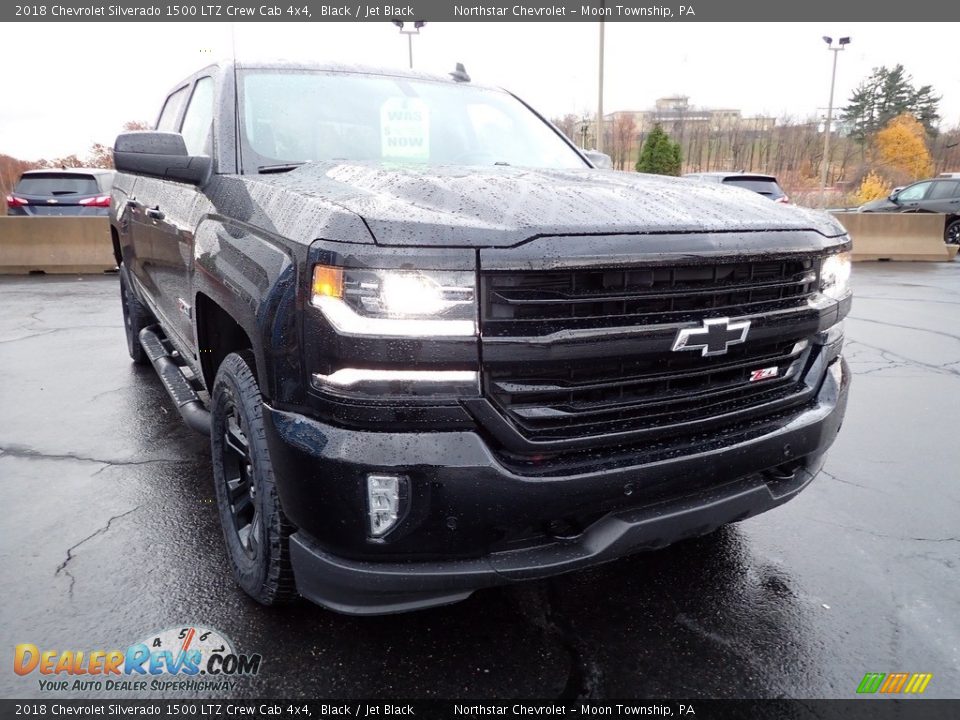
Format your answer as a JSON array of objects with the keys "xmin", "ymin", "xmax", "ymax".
[{"xmin": 110, "ymin": 61, "xmax": 851, "ymax": 615}]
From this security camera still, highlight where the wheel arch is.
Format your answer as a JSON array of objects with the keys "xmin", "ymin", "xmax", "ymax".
[
  {"xmin": 195, "ymin": 293, "xmax": 257, "ymax": 394},
  {"xmin": 110, "ymin": 225, "xmax": 123, "ymax": 267}
]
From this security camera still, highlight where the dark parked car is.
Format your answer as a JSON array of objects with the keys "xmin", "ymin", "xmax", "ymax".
[
  {"xmin": 858, "ymin": 177, "xmax": 960, "ymax": 245},
  {"xmin": 5, "ymin": 168, "xmax": 114, "ymax": 216},
  {"xmin": 111, "ymin": 61, "xmax": 851, "ymax": 614},
  {"xmin": 685, "ymin": 172, "xmax": 790, "ymax": 203}
]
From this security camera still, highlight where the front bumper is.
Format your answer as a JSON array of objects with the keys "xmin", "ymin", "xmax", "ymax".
[{"xmin": 263, "ymin": 357, "xmax": 849, "ymax": 615}]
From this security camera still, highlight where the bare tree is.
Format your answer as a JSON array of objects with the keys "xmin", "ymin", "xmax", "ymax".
[{"xmin": 610, "ymin": 113, "xmax": 637, "ymax": 170}]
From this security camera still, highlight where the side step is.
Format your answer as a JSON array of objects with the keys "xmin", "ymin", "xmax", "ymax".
[{"xmin": 139, "ymin": 326, "xmax": 211, "ymax": 436}]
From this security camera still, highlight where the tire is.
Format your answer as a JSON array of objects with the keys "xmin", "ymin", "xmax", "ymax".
[
  {"xmin": 119, "ymin": 263, "xmax": 151, "ymax": 365},
  {"xmin": 211, "ymin": 351, "xmax": 297, "ymax": 606},
  {"xmin": 946, "ymin": 219, "xmax": 960, "ymax": 246}
]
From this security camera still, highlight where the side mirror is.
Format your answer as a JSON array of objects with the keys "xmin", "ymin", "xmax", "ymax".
[
  {"xmin": 114, "ymin": 131, "xmax": 212, "ymax": 186},
  {"xmin": 583, "ymin": 150, "xmax": 613, "ymax": 170},
  {"xmin": 889, "ymin": 187, "xmax": 903, "ymax": 202}
]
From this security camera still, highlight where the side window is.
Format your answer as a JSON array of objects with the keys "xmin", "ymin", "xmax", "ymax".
[
  {"xmin": 180, "ymin": 77, "xmax": 215, "ymax": 156},
  {"xmin": 156, "ymin": 86, "xmax": 190, "ymax": 131},
  {"xmin": 927, "ymin": 180, "xmax": 960, "ymax": 200},
  {"xmin": 897, "ymin": 182, "xmax": 931, "ymax": 202}
]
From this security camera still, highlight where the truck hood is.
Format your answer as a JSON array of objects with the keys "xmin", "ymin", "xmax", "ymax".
[{"xmin": 258, "ymin": 161, "xmax": 847, "ymax": 247}]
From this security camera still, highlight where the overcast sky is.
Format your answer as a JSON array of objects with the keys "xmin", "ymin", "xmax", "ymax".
[{"xmin": 2, "ymin": 22, "xmax": 956, "ymax": 160}]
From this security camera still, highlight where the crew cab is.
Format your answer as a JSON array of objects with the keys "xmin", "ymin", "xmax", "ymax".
[{"xmin": 110, "ymin": 61, "xmax": 851, "ymax": 614}]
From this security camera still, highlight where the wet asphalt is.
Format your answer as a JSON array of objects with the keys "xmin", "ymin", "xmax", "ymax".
[{"xmin": 0, "ymin": 262, "xmax": 958, "ymax": 700}]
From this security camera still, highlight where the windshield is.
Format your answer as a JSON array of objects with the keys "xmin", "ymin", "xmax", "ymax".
[{"xmin": 240, "ymin": 70, "xmax": 587, "ymax": 171}]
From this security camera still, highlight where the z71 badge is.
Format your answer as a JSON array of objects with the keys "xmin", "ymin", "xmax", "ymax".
[{"xmin": 749, "ymin": 366, "xmax": 779, "ymax": 382}]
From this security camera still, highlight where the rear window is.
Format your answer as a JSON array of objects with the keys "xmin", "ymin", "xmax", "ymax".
[
  {"xmin": 928, "ymin": 180, "xmax": 960, "ymax": 200},
  {"xmin": 722, "ymin": 178, "xmax": 784, "ymax": 196},
  {"xmin": 15, "ymin": 173, "xmax": 99, "ymax": 196}
]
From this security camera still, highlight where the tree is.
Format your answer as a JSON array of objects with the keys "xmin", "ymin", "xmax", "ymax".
[
  {"xmin": 43, "ymin": 154, "xmax": 85, "ymax": 169},
  {"xmin": 87, "ymin": 143, "xmax": 114, "ymax": 169},
  {"xmin": 841, "ymin": 65, "xmax": 941, "ymax": 144},
  {"xmin": 873, "ymin": 113, "xmax": 934, "ymax": 181},
  {"xmin": 550, "ymin": 114, "xmax": 580, "ymax": 144},
  {"xmin": 636, "ymin": 124, "xmax": 681, "ymax": 176},
  {"xmin": 853, "ymin": 170, "xmax": 892, "ymax": 204},
  {"xmin": 611, "ymin": 113, "xmax": 637, "ymax": 170}
]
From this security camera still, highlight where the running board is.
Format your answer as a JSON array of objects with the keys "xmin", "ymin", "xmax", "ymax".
[{"xmin": 139, "ymin": 326, "xmax": 211, "ymax": 436}]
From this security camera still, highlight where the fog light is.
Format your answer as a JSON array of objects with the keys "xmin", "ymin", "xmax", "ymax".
[{"xmin": 367, "ymin": 474, "xmax": 402, "ymax": 538}]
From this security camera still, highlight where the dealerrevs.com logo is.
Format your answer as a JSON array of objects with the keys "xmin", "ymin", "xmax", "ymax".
[{"xmin": 14, "ymin": 626, "xmax": 262, "ymax": 693}]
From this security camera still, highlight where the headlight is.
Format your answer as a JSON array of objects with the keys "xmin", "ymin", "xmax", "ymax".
[
  {"xmin": 820, "ymin": 251, "xmax": 851, "ymax": 300},
  {"xmin": 311, "ymin": 265, "xmax": 477, "ymax": 337}
]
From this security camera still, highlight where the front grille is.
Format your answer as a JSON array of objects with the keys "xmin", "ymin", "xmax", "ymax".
[
  {"xmin": 485, "ymin": 337, "xmax": 815, "ymax": 442},
  {"xmin": 482, "ymin": 256, "xmax": 819, "ymax": 338},
  {"xmin": 479, "ymin": 256, "xmax": 822, "ymax": 445}
]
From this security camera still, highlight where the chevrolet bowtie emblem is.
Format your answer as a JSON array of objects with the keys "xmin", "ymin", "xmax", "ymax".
[{"xmin": 672, "ymin": 317, "xmax": 751, "ymax": 357}]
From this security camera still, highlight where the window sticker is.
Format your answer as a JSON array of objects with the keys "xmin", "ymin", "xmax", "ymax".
[{"xmin": 380, "ymin": 98, "xmax": 430, "ymax": 161}]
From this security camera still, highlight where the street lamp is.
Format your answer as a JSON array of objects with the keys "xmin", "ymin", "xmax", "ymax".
[
  {"xmin": 819, "ymin": 35, "xmax": 851, "ymax": 207},
  {"xmin": 597, "ymin": 16, "xmax": 605, "ymax": 153},
  {"xmin": 392, "ymin": 21, "xmax": 426, "ymax": 70}
]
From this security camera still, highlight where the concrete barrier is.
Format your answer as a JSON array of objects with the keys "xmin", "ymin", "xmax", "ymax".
[
  {"xmin": 830, "ymin": 212, "xmax": 953, "ymax": 262},
  {"xmin": 0, "ymin": 217, "xmax": 115, "ymax": 274}
]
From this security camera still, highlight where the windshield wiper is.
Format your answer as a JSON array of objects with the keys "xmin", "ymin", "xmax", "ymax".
[{"xmin": 257, "ymin": 162, "xmax": 306, "ymax": 174}]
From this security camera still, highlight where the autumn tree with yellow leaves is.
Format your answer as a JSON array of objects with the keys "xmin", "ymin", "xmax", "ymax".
[
  {"xmin": 853, "ymin": 170, "xmax": 893, "ymax": 204},
  {"xmin": 873, "ymin": 114, "xmax": 934, "ymax": 181}
]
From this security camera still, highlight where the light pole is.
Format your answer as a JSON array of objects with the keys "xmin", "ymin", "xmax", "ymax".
[
  {"xmin": 596, "ymin": 7, "xmax": 605, "ymax": 152},
  {"xmin": 819, "ymin": 35, "xmax": 850, "ymax": 207},
  {"xmin": 393, "ymin": 21, "xmax": 426, "ymax": 70}
]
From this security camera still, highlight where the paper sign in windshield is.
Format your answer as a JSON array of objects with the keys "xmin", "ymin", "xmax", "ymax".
[{"xmin": 381, "ymin": 98, "xmax": 430, "ymax": 161}]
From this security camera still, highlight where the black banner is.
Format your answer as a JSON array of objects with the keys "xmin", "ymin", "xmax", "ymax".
[
  {"xmin": 4, "ymin": 0, "xmax": 959, "ymax": 22},
  {"xmin": 1, "ymin": 700, "xmax": 959, "ymax": 720}
]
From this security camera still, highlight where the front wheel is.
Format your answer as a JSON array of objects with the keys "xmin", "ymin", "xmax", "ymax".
[
  {"xmin": 211, "ymin": 351, "xmax": 297, "ymax": 605},
  {"xmin": 946, "ymin": 219, "xmax": 960, "ymax": 246}
]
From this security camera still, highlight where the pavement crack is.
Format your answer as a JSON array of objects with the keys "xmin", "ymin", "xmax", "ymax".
[
  {"xmin": 0, "ymin": 325, "xmax": 120, "ymax": 344},
  {"xmin": 0, "ymin": 443, "xmax": 189, "ymax": 473},
  {"xmin": 55, "ymin": 505, "xmax": 142, "ymax": 599},
  {"xmin": 806, "ymin": 517, "xmax": 960, "ymax": 544},
  {"xmin": 854, "ymin": 295, "xmax": 960, "ymax": 307},
  {"xmin": 0, "ymin": 329, "xmax": 61, "ymax": 344},
  {"xmin": 509, "ymin": 583, "xmax": 603, "ymax": 699},
  {"xmin": 819, "ymin": 469, "xmax": 888, "ymax": 494},
  {"xmin": 848, "ymin": 315, "xmax": 960, "ymax": 344},
  {"xmin": 845, "ymin": 339, "xmax": 960, "ymax": 378}
]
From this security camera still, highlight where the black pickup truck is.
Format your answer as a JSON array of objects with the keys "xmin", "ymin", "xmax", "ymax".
[{"xmin": 110, "ymin": 61, "xmax": 851, "ymax": 615}]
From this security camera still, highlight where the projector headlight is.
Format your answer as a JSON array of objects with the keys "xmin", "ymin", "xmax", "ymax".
[
  {"xmin": 311, "ymin": 265, "xmax": 477, "ymax": 337},
  {"xmin": 820, "ymin": 251, "xmax": 851, "ymax": 300}
]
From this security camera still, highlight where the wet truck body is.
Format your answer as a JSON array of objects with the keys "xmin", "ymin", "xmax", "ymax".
[{"xmin": 110, "ymin": 62, "xmax": 851, "ymax": 614}]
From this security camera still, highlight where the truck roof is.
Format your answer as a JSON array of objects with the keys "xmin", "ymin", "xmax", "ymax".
[{"xmin": 189, "ymin": 59, "xmax": 492, "ymax": 90}]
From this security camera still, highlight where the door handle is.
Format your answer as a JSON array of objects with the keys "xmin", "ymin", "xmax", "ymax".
[{"xmin": 145, "ymin": 206, "xmax": 165, "ymax": 220}]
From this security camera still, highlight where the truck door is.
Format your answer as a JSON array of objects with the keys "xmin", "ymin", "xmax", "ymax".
[
  {"xmin": 128, "ymin": 83, "xmax": 191, "ymax": 320},
  {"xmin": 137, "ymin": 76, "xmax": 215, "ymax": 354}
]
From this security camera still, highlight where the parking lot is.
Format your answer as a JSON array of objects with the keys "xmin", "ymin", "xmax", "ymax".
[{"xmin": 1, "ymin": 261, "xmax": 958, "ymax": 699}]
